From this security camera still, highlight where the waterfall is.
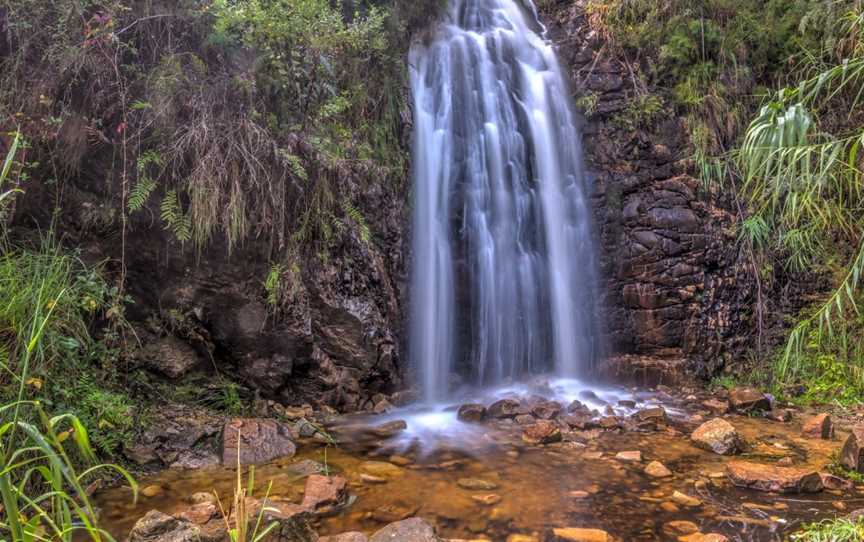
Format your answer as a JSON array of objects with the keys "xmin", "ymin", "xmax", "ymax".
[{"xmin": 409, "ymin": 0, "xmax": 601, "ymax": 403}]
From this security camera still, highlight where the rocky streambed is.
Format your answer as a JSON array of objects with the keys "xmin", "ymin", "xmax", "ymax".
[{"xmin": 99, "ymin": 385, "xmax": 864, "ymax": 542}]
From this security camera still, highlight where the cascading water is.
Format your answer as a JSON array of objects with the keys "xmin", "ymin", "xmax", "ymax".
[{"xmin": 410, "ymin": 0, "xmax": 601, "ymax": 403}]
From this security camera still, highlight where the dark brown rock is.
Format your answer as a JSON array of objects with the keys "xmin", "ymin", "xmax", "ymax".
[
  {"xmin": 369, "ymin": 420, "xmax": 408, "ymax": 438},
  {"xmin": 691, "ymin": 418, "xmax": 741, "ymax": 455},
  {"xmin": 457, "ymin": 403, "xmax": 486, "ymax": 423},
  {"xmin": 140, "ymin": 336, "xmax": 201, "ymax": 379},
  {"xmin": 728, "ymin": 388, "xmax": 770, "ymax": 413},
  {"xmin": 222, "ymin": 418, "xmax": 296, "ymax": 466},
  {"xmin": 488, "ymin": 398, "xmax": 521, "ymax": 418},
  {"xmin": 802, "ymin": 413, "xmax": 833, "ymax": 439},
  {"xmin": 522, "ymin": 420, "xmax": 562, "ymax": 444},
  {"xmin": 531, "ymin": 401, "xmax": 562, "ymax": 420},
  {"xmin": 841, "ymin": 426, "xmax": 864, "ymax": 473},
  {"xmin": 726, "ymin": 461, "xmax": 823, "ymax": 493}
]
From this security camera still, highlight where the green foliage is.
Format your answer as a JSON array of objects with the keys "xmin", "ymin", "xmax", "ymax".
[
  {"xmin": 341, "ymin": 200, "xmax": 372, "ymax": 245},
  {"xmin": 159, "ymin": 189, "xmax": 192, "ymax": 243},
  {"xmin": 613, "ymin": 94, "xmax": 665, "ymax": 131},
  {"xmin": 128, "ymin": 151, "xmax": 163, "ymax": 213},
  {"xmin": 0, "ymin": 131, "xmax": 23, "ymax": 226},
  {"xmin": 791, "ymin": 518, "xmax": 864, "ymax": 541}
]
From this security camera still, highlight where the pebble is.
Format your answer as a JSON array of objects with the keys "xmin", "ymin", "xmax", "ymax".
[
  {"xmin": 671, "ymin": 491, "xmax": 702, "ymax": 507},
  {"xmin": 644, "ymin": 461, "xmax": 672, "ymax": 478}
]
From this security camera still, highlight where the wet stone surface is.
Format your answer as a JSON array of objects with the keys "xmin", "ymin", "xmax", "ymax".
[{"xmin": 97, "ymin": 386, "xmax": 864, "ymax": 542}]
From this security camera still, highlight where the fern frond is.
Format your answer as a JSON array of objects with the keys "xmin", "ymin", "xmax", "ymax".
[
  {"xmin": 341, "ymin": 200, "xmax": 372, "ymax": 245},
  {"xmin": 128, "ymin": 178, "xmax": 156, "ymax": 212},
  {"xmin": 160, "ymin": 190, "xmax": 192, "ymax": 242}
]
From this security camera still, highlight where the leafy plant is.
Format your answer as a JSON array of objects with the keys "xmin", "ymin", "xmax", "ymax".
[{"xmin": 791, "ymin": 518, "xmax": 864, "ymax": 541}]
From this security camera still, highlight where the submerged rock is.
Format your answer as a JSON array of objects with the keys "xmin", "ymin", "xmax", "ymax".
[
  {"xmin": 128, "ymin": 510, "xmax": 201, "ymax": 542},
  {"xmin": 369, "ymin": 518, "xmax": 440, "ymax": 542},
  {"xmin": 691, "ymin": 418, "xmax": 741, "ymax": 455},
  {"xmin": 662, "ymin": 521, "xmax": 699, "ymax": 537},
  {"xmin": 457, "ymin": 478, "xmax": 499, "ymax": 490},
  {"xmin": 842, "ymin": 426, "xmax": 864, "ymax": 472},
  {"xmin": 726, "ymin": 460, "xmax": 823, "ymax": 493},
  {"xmin": 550, "ymin": 527, "xmax": 613, "ymax": 541},
  {"xmin": 614, "ymin": 451, "xmax": 642, "ymax": 462},
  {"xmin": 457, "ymin": 404, "xmax": 487, "ymax": 423},
  {"xmin": 522, "ymin": 420, "xmax": 562, "ymax": 444},
  {"xmin": 802, "ymin": 413, "xmax": 834, "ymax": 440},
  {"xmin": 222, "ymin": 418, "xmax": 296, "ymax": 466},
  {"xmin": 320, "ymin": 534, "xmax": 368, "ymax": 542},
  {"xmin": 644, "ymin": 461, "xmax": 672, "ymax": 478},
  {"xmin": 728, "ymin": 388, "xmax": 770, "ymax": 413},
  {"xmin": 670, "ymin": 491, "xmax": 701, "ymax": 507}
]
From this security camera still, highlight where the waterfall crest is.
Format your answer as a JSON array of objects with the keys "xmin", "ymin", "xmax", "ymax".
[{"xmin": 410, "ymin": 0, "xmax": 601, "ymax": 402}]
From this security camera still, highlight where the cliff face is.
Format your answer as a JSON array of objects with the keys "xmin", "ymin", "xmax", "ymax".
[{"xmin": 541, "ymin": 1, "xmax": 754, "ymax": 378}]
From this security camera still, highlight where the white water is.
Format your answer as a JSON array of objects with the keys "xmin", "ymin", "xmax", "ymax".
[{"xmin": 410, "ymin": 0, "xmax": 601, "ymax": 403}]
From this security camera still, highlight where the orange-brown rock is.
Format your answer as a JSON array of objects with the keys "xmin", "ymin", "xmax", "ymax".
[
  {"xmin": 726, "ymin": 461, "xmax": 823, "ymax": 493},
  {"xmin": 802, "ymin": 413, "xmax": 833, "ymax": 439},
  {"xmin": 522, "ymin": 420, "xmax": 562, "ymax": 444},
  {"xmin": 550, "ymin": 527, "xmax": 613, "ymax": 542},
  {"xmin": 728, "ymin": 388, "xmax": 770, "ymax": 412},
  {"xmin": 690, "ymin": 418, "xmax": 741, "ymax": 455},
  {"xmin": 842, "ymin": 426, "xmax": 864, "ymax": 473},
  {"xmin": 301, "ymin": 474, "xmax": 348, "ymax": 512}
]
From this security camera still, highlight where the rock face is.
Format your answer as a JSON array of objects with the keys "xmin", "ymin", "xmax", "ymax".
[
  {"xmin": 726, "ymin": 461, "xmax": 823, "ymax": 493},
  {"xmin": 842, "ymin": 426, "xmax": 864, "ymax": 472},
  {"xmin": 691, "ymin": 418, "xmax": 741, "ymax": 455},
  {"xmin": 369, "ymin": 518, "xmax": 440, "ymax": 542},
  {"xmin": 802, "ymin": 413, "xmax": 834, "ymax": 439},
  {"xmin": 222, "ymin": 418, "xmax": 296, "ymax": 465}
]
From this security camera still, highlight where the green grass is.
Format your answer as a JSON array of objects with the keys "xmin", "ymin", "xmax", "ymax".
[{"xmin": 791, "ymin": 518, "xmax": 864, "ymax": 541}]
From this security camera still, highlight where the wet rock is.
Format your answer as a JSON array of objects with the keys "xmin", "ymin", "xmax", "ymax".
[
  {"xmin": 320, "ymin": 533, "xmax": 369, "ymax": 542},
  {"xmin": 842, "ymin": 425, "xmax": 864, "ymax": 472},
  {"xmin": 598, "ymin": 416, "xmax": 621, "ymax": 429},
  {"xmin": 125, "ymin": 403, "xmax": 222, "ymax": 468},
  {"xmin": 506, "ymin": 535, "xmax": 539, "ymax": 542},
  {"xmin": 614, "ymin": 451, "xmax": 642, "ymax": 462},
  {"xmin": 286, "ymin": 459, "xmax": 327, "ymax": 478},
  {"xmin": 177, "ymin": 502, "xmax": 217, "ymax": 525},
  {"xmin": 726, "ymin": 460, "xmax": 823, "ymax": 493},
  {"xmin": 301, "ymin": 475, "xmax": 348, "ymax": 513},
  {"xmin": 370, "ymin": 420, "xmax": 408, "ymax": 438},
  {"xmin": 141, "ymin": 485, "xmax": 164, "ymax": 498},
  {"xmin": 515, "ymin": 414, "xmax": 536, "ymax": 425},
  {"xmin": 369, "ymin": 518, "xmax": 439, "ymax": 541},
  {"xmin": 728, "ymin": 388, "xmax": 770, "ymax": 413},
  {"xmin": 388, "ymin": 454, "xmax": 412, "ymax": 466},
  {"xmin": 488, "ymin": 399, "xmax": 521, "ymax": 418},
  {"xmin": 563, "ymin": 413, "xmax": 594, "ymax": 430},
  {"xmin": 550, "ymin": 527, "xmax": 613, "ymax": 542},
  {"xmin": 567, "ymin": 400, "xmax": 587, "ymax": 413},
  {"xmin": 522, "ymin": 420, "xmax": 562, "ymax": 444},
  {"xmin": 222, "ymin": 418, "xmax": 296, "ymax": 466},
  {"xmin": 371, "ymin": 502, "xmax": 420, "ymax": 523},
  {"xmin": 265, "ymin": 507, "xmax": 319, "ymax": 542},
  {"xmin": 457, "ymin": 478, "xmax": 499, "ymax": 490},
  {"xmin": 360, "ymin": 461, "xmax": 404, "ymax": 479},
  {"xmin": 618, "ymin": 400, "xmax": 636, "ymax": 408},
  {"xmin": 373, "ymin": 399, "xmax": 394, "ymax": 414},
  {"xmin": 644, "ymin": 461, "xmax": 672, "ymax": 478},
  {"xmin": 691, "ymin": 418, "xmax": 741, "ymax": 455},
  {"xmin": 662, "ymin": 521, "xmax": 699, "ymax": 537},
  {"xmin": 457, "ymin": 404, "xmax": 487, "ymax": 423},
  {"xmin": 361, "ymin": 474, "xmax": 387, "ymax": 484},
  {"xmin": 189, "ymin": 492, "xmax": 216, "ymax": 505},
  {"xmin": 802, "ymin": 413, "xmax": 834, "ymax": 440},
  {"xmin": 765, "ymin": 409, "xmax": 793, "ymax": 423},
  {"xmin": 129, "ymin": 510, "xmax": 200, "ymax": 542},
  {"xmin": 471, "ymin": 493, "xmax": 502, "ymax": 506},
  {"xmin": 670, "ymin": 491, "xmax": 701, "ymax": 507},
  {"xmin": 532, "ymin": 401, "xmax": 563, "ymax": 420},
  {"xmin": 679, "ymin": 535, "xmax": 729, "ymax": 542},
  {"xmin": 633, "ymin": 407, "xmax": 666, "ymax": 423},
  {"xmin": 701, "ymin": 399, "xmax": 729, "ymax": 415},
  {"xmin": 821, "ymin": 472, "xmax": 855, "ymax": 491}
]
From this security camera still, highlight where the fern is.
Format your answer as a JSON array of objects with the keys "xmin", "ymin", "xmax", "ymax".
[
  {"xmin": 341, "ymin": 200, "xmax": 372, "ymax": 245},
  {"xmin": 160, "ymin": 190, "xmax": 192, "ymax": 242},
  {"xmin": 128, "ymin": 177, "xmax": 156, "ymax": 212}
]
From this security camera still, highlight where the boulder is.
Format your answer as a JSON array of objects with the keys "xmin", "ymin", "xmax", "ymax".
[
  {"xmin": 726, "ymin": 461, "xmax": 823, "ymax": 493},
  {"xmin": 550, "ymin": 527, "xmax": 612, "ymax": 541},
  {"xmin": 532, "ymin": 401, "xmax": 563, "ymax": 420},
  {"xmin": 701, "ymin": 399, "xmax": 729, "ymax": 415},
  {"xmin": 301, "ymin": 475, "xmax": 348, "ymax": 513},
  {"xmin": 488, "ymin": 399, "xmax": 521, "ymax": 418},
  {"xmin": 128, "ymin": 510, "xmax": 200, "ymax": 542},
  {"xmin": 222, "ymin": 418, "xmax": 296, "ymax": 466},
  {"xmin": 841, "ymin": 426, "xmax": 864, "ymax": 473},
  {"xmin": 802, "ymin": 413, "xmax": 833, "ymax": 440},
  {"xmin": 369, "ymin": 518, "xmax": 440, "ymax": 542},
  {"xmin": 644, "ymin": 461, "xmax": 672, "ymax": 478},
  {"xmin": 457, "ymin": 404, "xmax": 487, "ymax": 423},
  {"xmin": 728, "ymin": 388, "xmax": 770, "ymax": 413},
  {"xmin": 691, "ymin": 418, "xmax": 741, "ymax": 455},
  {"xmin": 522, "ymin": 420, "xmax": 562, "ymax": 444}
]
